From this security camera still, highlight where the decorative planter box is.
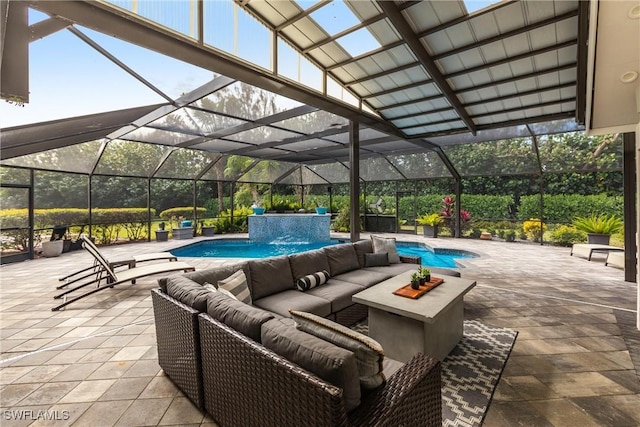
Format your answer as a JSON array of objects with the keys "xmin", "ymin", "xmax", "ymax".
[
  {"xmin": 156, "ymin": 230, "xmax": 169, "ymax": 242},
  {"xmin": 172, "ymin": 227, "xmax": 193, "ymax": 240},
  {"xmin": 202, "ymin": 226, "xmax": 215, "ymax": 237}
]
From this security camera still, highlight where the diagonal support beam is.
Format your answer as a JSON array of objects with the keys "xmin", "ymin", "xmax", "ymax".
[{"xmin": 376, "ymin": 1, "xmax": 477, "ymax": 135}]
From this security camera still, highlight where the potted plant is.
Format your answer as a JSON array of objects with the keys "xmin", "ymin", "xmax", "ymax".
[
  {"xmin": 417, "ymin": 213, "xmax": 442, "ymax": 238},
  {"xmin": 419, "ymin": 267, "xmax": 431, "ymax": 284},
  {"xmin": 410, "ymin": 272, "xmax": 420, "ymax": 290},
  {"xmin": 572, "ymin": 214, "xmax": 623, "ymax": 245},
  {"xmin": 251, "ymin": 201, "xmax": 266, "ymax": 215}
]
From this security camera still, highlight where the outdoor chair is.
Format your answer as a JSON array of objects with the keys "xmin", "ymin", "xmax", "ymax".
[
  {"xmin": 57, "ymin": 235, "xmax": 179, "ymax": 289},
  {"xmin": 52, "ymin": 236, "xmax": 195, "ymax": 311}
]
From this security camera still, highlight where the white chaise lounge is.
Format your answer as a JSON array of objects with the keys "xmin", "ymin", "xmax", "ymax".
[
  {"xmin": 605, "ymin": 251, "xmax": 625, "ymax": 269},
  {"xmin": 570, "ymin": 243, "xmax": 624, "ymax": 261}
]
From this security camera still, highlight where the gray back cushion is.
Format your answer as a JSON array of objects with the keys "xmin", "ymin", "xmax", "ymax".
[
  {"xmin": 353, "ymin": 240, "xmax": 373, "ymax": 268},
  {"xmin": 289, "ymin": 249, "xmax": 331, "ymax": 280},
  {"xmin": 165, "ymin": 275, "xmax": 212, "ymax": 312},
  {"xmin": 261, "ymin": 318, "xmax": 361, "ymax": 412},
  {"xmin": 206, "ymin": 292, "xmax": 274, "ymax": 342},
  {"xmin": 248, "ymin": 256, "xmax": 294, "ymax": 300},
  {"xmin": 323, "ymin": 244, "xmax": 360, "ymax": 276}
]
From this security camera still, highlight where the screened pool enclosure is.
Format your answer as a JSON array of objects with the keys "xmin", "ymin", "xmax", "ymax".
[{"xmin": 0, "ymin": 0, "xmax": 636, "ymax": 270}]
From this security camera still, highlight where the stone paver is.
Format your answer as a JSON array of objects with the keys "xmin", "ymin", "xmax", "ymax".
[{"xmin": 1, "ymin": 233, "xmax": 638, "ymax": 426}]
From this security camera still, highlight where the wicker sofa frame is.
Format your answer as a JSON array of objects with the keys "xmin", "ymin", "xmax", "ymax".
[{"xmin": 152, "ymin": 289, "xmax": 442, "ymax": 426}]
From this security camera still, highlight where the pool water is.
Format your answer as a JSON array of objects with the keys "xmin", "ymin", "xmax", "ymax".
[{"xmin": 170, "ymin": 239, "xmax": 476, "ymax": 268}]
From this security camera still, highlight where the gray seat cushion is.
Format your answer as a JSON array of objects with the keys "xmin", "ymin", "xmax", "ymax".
[
  {"xmin": 165, "ymin": 276, "xmax": 212, "ymax": 312},
  {"xmin": 305, "ymin": 281, "xmax": 365, "ymax": 313},
  {"xmin": 248, "ymin": 256, "xmax": 294, "ymax": 300},
  {"xmin": 253, "ymin": 290, "xmax": 332, "ymax": 318},
  {"xmin": 261, "ymin": 317, "xmax": 361, "ymax": 412},
  {"xmin": 353, "ymin": 240, "xmax": 373, "ymax": 268},
  {"xmin": 206, "ymin": 292, "xmax": 274, "ymax": 343},
  {"xmin": 332, "ymin": 269, "xmax": 392, "ymax": 288},
  {"xmin": 289, "ymin": 249, "xmax": 331, "ymax": 281},
  {"xmin": 363, "ymin": 263, "xmax": 418, "ymax": 276},
  {"xmin": 323, "ymin": 244, "xmax": 360, "ymax": 276}
]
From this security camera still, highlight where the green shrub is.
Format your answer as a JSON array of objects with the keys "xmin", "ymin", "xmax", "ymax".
[
  {"xmin": 549, "ymin": 225, "xmax": 587, "ymax": 246},
  {"xmin": 503, "ymin": 229, "xmax": 516, "ymax": 242},
  {"xmin": 332, "ymin": 206, "xmax": 352, "ymax": 232},
  {"xmin": 522, "ymin": 218, "xmax": 547, "ymax": 242},
  {"xmin": 211, "ymin": 207, "xmax": 253, "ymax": 233},
  {"xmin": 468, "ymin": 227, "xmax": 482, "ymax": 239}
]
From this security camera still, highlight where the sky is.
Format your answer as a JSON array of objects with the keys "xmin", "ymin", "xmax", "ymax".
[{"xmin": 0, "ymin": 0, "xmax": 500, "ymax": 129}]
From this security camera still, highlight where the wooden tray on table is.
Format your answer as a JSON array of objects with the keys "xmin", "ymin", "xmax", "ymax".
[{"xmin": 393, "ymin": 277, "xmax": 444, "ymax": 299}]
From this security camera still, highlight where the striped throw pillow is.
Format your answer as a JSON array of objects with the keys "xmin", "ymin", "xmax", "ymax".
[
  {"xmin": 295, "ymin": 270, "xmax": 330, "ymax": 291},
  {"xmin": 218, "ymin": 270, "xmax": 252, "ymax": 304}
]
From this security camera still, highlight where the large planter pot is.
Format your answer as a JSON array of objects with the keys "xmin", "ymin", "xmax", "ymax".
[
  {"xmin": 587, "ymin": 233, "xmax": 611, "ymax": 245},
  {"xmin": 202, "ymin": 226, "xmax": 215, "ymax": 237},
  {"xmin": 253, "ymin": 207, "xmax": 266, "ymax": 215},
  {"xmin": 42, "ymin": 240, "xmax": 64, "ymax": 258},
  {"xmin": 422, "ymin": 225, "xmax": 438, "ymax": 238},
  {"xmin": 155, "ymin": 230, "xmax": 169, "ymax": 242}
]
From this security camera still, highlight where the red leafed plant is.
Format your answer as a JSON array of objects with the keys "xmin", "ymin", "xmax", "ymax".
[{"xmin": 441, "ymin": 196, "xmax": 472, "ymax": 235}]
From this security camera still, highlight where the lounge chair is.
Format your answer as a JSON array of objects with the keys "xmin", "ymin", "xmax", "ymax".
[
  {"xmin": 52, "ymin": 237, "xmax": 195, "ymax": 311},
  {"xmin": 605, "ymin": 251, "xmax": 625, "ymax": 269},
  {"xmin": 570, "ymin": 243, "xmax": 624, "ymax": 261},
  {"xmin": 57, "ymin": 235, "xmax": 179, "ymax": 289}
]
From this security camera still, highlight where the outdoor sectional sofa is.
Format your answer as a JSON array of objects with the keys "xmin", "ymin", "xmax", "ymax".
[{"xmin": 152, "ymin": 238, "xmax": 459, "ymax": 426}]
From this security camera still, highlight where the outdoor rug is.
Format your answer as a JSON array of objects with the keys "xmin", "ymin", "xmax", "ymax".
[{"xmin": 352, "ymin": 320, "xmax": 517, "ymax": 427}]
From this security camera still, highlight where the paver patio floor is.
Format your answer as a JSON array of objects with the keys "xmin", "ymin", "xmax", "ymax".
[{"xmin": 1, "ymin": 233, "xmax": 639, "ymax": 426}]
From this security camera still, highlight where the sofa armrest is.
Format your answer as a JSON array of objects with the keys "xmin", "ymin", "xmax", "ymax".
[
  {"xmin": 399, "ymin": 254, "xmax": 421, "ymax": 265},
  {"xmin": 198, "ymin": 313, "xmax": 349, "ymax": 427},
  {"xmin": 151, "ymin": 288, "xmax": 204, "ymax": 410},
  {"xmin": 349, "ymin": 353, "xmax": 441, "ymax": 427}
]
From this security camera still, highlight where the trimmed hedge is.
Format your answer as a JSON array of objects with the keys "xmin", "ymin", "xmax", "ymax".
[
  {"xmin": 159, "ymin": 207, "xmax": 207, "ymax": 220},
  {"xmin": 517, "ymin": 194, "xmax": 623, "ymax": 223}
]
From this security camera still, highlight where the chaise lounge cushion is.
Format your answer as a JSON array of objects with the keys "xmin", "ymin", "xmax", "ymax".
[
  {"xmin": 253, "ymin": 290, "xmax": 332, "ymax": 319},
  {"xmin": 261, "ymin": 317, "xmax": 361, "ymax": 412},
  {"xmin": 305, "ymin": 280, "xmax": 366, "ymax": 313},
  {"xmin": 332, "ymin": 269, "xmax": 393, "ymax": 288},
  {"xmin": 206, "ymin": 292, "xmax": 274, "ymax": 343},
  {"xmin": 165, "ymin": 276, "xmax": 213, "ymax": 312},
  {"xmin": 248, "ymin": 256, "xmax": 294, "ymax": 300},
  {"xmin": 323, "ymin": 244, "xmax": 360, "ymax": 276},
  {"xmin": 289, "ymin": 249, "xmax": 331, "ymax": 280},
  {"xmin": 290, "ymin": 310, "xmax": 386, "ymax": 389}
]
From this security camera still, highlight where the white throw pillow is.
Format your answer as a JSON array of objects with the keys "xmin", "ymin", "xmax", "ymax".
[
  {"xmin": 371, "ymin": 235, "xmax": 400, "ymax": 264},
  {"xmin": 217, "ymin": 270, "xmax": 252, "ymax": 304},
  {"xmin": 295, "ymin": 270, "xmax": 330, "ymax": 291}
]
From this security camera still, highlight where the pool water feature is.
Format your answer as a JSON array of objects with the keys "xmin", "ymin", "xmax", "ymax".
[{"xmin": 170, "ymin": 239, "xmax": 477, "ymax": 268}]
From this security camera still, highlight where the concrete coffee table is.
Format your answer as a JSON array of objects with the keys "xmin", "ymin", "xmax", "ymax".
[{"xmin": 352, "ymin": 270, "xmax": 476, "ymax": 362}]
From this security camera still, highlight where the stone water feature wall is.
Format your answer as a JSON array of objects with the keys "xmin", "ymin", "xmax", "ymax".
[{"xmin": 248, "ymin": 214, "xmax": 331, "ymax": 242}]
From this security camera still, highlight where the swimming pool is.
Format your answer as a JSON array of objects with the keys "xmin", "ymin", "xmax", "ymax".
[{"xmin": 170, "ymin": 239, "xmax": 477, "ymax": 268}]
